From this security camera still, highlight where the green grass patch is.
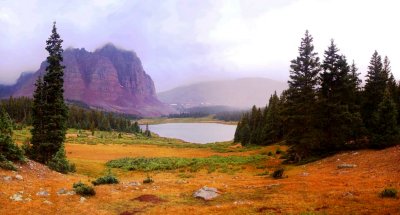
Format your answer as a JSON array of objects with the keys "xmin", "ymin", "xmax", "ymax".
[{"xmin": 106, "ymin": 155, "xmax": 267, "ymax": 172}]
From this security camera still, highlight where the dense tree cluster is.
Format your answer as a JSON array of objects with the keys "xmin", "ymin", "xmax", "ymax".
[
  {"xmin": 67, "ymin": 106, "xmax": 141, "ymax": 133},
  {"xmin": 0, "ymin": 97, "xmax": 141, "ymax": 133},
  {"xmin": 235, "ymin": 31, "xmax": 400, "ymax": 162}
]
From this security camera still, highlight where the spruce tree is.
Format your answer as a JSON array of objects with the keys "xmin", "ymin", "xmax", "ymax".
[
  {"xmin": 370, "ymin": 89, "xmax": 399, "ymax": 148},
  {"xmin": 285, "ymin": 30, "xmax": 321, "ymax": 161},
  {"xmin": 362, "ymin": 51, "xmax": 387, "ymax": 130},
  {"xmin": 30, "ymin": 22, "xmax": 71, "ymax": 172},
  {"xmin": 29, "ymin": 76, "xmax": 45, "ymax": 160},
  {"xmin": 317, "ymin": 40, "xmax": 363, "ymax": 152}
]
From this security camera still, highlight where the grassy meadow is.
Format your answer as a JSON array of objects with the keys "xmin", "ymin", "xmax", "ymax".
[{"xmin": 1, "ymin": 128, "xmax": 398, "ymax": 214}]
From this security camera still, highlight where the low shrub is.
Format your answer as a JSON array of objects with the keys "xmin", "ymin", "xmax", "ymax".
[
  {"xmin": 0, "ymin": 160, "xmax": 17, "ymax": 171},
  {"xmin": 143, "ymin": 175, "xmax": 154, "ymax": 184},
  {"xmin": 92, "ymin": 172, "xmax": 119, "ymax": 186},
  {"xmin": 48, "ymin": 146, "xmax": 76, "ymax": 174},
  {"xmin": 73, "ymin": 182, "xmax": 96, "ymax": 196},
  {"xmin": 380, "ymin": 188, "xmax": 398, "ymax": 198},
  {"xmin": 275, "ymin": 148, "xmax": 282, "ymax": 155},
  {"xmin": 272, "ymin": 167, "xmax": 284, "ymax": 179}
]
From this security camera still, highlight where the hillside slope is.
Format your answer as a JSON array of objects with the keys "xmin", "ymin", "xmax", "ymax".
[{"xmin": 158, "ymin": 78, "xmax": 287, "ymax": 108}]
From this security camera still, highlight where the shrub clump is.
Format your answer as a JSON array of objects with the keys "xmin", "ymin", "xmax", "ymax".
[
  {"xmin": 73, "ymin": 182, "xmax": 96, "ymax": 196},
  {"xmin": 380, "ymin": 188, "xmax": 398, "ymax": 198},
  {"xmin": 92, "ymin": 172, "xmax": 119, "ymax": 186},
  {"xmin": 48, "ymin": 145, "xmax": 76, "ymax": 174},
  {"xmin": 106, "ymin": 155, "xmax": 266, "ymax": 172},
  {"xmin": 272, "ymin": 167, "xmax": 285, "ymax": 179}
]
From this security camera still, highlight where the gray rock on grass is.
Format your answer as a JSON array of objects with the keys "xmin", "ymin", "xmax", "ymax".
[{"xmin": 193, "ymin": 186, "xmax": 220, "ymax": 200}]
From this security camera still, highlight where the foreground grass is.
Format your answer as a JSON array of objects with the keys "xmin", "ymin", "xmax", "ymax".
[{"xmin": 106, "ymin": 155, "xmax": 267, "ymax": 172}]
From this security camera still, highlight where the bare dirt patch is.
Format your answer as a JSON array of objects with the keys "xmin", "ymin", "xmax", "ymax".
[{"xmin": 132, "ymin": 194, "xmax": 166, "ymax": 204}]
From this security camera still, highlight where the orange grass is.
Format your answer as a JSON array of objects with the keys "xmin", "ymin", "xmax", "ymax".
[{"xmin": 1, "ymin": 143, "xmax": 399, "ymax": 214}]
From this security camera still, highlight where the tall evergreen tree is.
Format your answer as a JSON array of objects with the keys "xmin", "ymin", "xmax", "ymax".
[
  {"xmin": 30, "ymin": 77, "xmax": 45, "ymax": 160},
  {"xmin": 285, "ymin": 30, "xmax": 321, "ymax": 161},
  {"xmin": 30, "ymin": 22, "xmax": 70, "ymax": 168},
  {"xmin": 317, "ymin": 40, "xmax": 363, "ymax": 152},
  {"xmin": 362, "ymin": 51, "xmax": 387, "ymax": 131}
]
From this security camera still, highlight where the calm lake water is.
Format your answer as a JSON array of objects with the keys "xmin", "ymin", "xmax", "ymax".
[{"xmin": 142, "ymin": 123, "xmax": 237, "ymax": 144}]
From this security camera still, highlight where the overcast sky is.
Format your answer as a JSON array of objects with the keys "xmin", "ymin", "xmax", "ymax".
[{"xmin": 0, "ymin": 0, "xmax": 399, "ymax": 91}]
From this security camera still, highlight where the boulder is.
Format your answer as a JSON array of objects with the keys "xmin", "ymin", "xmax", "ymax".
[
  {"xmin": 36, "ymin": 189, "xmax": 50, "ymax": 197},
  {"xmin": 3, "ymin": 176, "xmax": 12, "ymax": 181},
  {"xmin": 15, "ymin": 175, "xmax": 23, "ymax": 180},
  {"xmin": 10, "ymin": 192, "xmax": 23, "ymax": 202},
  {"xmin": 193, "ymin": 186, "xmax": 220, "ymax": 200}
]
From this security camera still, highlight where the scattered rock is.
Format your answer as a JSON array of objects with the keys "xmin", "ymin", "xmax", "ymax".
[
  {"xmin": 36, "ymin": 189, "xmax": 50, "ymax": 197},
  {"xmin": 337, "ymin": 164, "xmax": 357, "ymax": 169},
  {"xmin": 15, "ymin": 175, "xmax": 23, "ymax": 180},
  {"xmin": 342, "ymin": 192, "xmax": 354, "ymax": 198},
  {"xmin": 132, "ymin": 194, "xmax": 166, "ymax": 204},
  {"xmin": 352, "ymin": 152, "xmax": 359, "ymax": 155},
  {"xmin": 24, "ymin": 198, "xmax": 32, "ymax": 202},
  {"xmin": 10, "ymin": 192, "xmax": 24, "ymax": 202},
  {"xmin": 80, "ymin": 197, "xmax": 87, "ymax": 203},
  {"xmin": 57, "ymin": 188, "xmax": 75, "ymax": 196},
  {"xmin": 43, "ymin": 200, "xmax": 53, "ymax": 205},
  {"xmin": 300, "ymin": 172, "xmax": 309, "ymax": 177},
  {"xmin": 266, "ymin": 184, "xmax": 281, "ymax": 189},
  {"xmin": 127, "ymin": 181, "xmax": 141, "ymax": 186},
  {"xmin": 3, "ymin": 176, "xmax": 12, "ymax": 181},
  {"xmin": 193, "ymin": 186, "xmax": 220, "ymax": 200}
]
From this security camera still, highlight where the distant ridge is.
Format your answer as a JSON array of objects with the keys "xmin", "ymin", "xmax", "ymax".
[{"xmin": 158, "ymin": 77, "xmax": 287, "ymax": 108}]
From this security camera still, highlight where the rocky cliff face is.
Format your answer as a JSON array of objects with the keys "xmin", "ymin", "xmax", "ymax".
[{"xmin": 7, "ymin": 44, "xmax": 171, "ymax": 117}]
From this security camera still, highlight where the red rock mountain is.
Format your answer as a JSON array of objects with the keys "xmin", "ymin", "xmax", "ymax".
[{"xmin": 6, "ymin": 44, "xmax": 172, "ymax": 117}]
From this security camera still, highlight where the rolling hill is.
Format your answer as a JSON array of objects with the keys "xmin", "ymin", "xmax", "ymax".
[{"xmin": 158, "ymin": 78, "xmax": 287, "ymax": 108}]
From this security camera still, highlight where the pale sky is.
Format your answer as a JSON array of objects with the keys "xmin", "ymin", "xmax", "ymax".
[{"xmin": 0, "ymin": 0, "xmax": 399, "ymax": 91}]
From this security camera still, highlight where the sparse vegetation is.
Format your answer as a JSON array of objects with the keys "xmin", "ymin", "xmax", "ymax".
[{"xmin": 73, "ymin": 182, "xmax": 96, "ymax": 196}]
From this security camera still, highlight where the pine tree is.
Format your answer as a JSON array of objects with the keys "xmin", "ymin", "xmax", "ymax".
[
  {"xmin": 30, "ymin": 22, "xmax": 72, "ymax": 172},
  {"xmin": 362, "ymin": 51, "xmax": 387, "ymax": 131},
  {"xmin": 285, "ymin": 30, "xmax": 321, "ymax": 161}
]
